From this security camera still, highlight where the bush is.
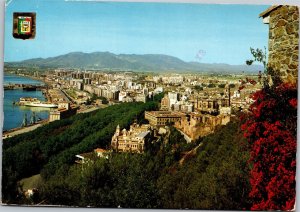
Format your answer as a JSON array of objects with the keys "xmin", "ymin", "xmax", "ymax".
[{"xmin": 241, "ymin": 83, "xmax": 297, "ymax": 210}]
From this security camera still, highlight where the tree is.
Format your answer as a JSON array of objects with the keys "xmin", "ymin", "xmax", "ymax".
[
  {"xmin": 218, "ymin": 84, "xmax": 226, "ymax": 88},
  {"xmin": 229, "ymin": 84, "xmax": 235, "ymax": 88},
  {"xmin": 194, "ymin": 85, "xmax": 203, "ymax": 91},
  {"xmin": 246, "ymin": 47, "xmax": 267, "ymax": 73},
  {"xmin": 99, "ymin": 96, "xmax": 109, "ymax": 104}
]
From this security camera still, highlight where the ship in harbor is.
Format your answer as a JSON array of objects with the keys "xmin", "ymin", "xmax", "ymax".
[
  {"xmin": 25, "ymin": 102, "xmax": 58, "ymax": 108},
  {"xmin": 17, "ymin": 97, "xmax": 58, "ymax": 108}
]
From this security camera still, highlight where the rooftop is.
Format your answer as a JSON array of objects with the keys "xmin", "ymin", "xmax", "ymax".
[
  {"xmin": 145, "ymin": 111, "xmax": 185, "ymax": 117},
  {"xmin": 94, "ymin": 148, "xmax": 107, "ymax": 153},
  {"xmin": 136, "ymin": 131, "xmax": 150, "ymax": 139},
  {"xmin": 259, "ymin": 5, "xmax": 281, "ymax": 18}
]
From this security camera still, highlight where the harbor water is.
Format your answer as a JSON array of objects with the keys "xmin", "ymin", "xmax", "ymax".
[{"xmin": 3, "ymin": 74, "xmax": 50, "ymax": 131}]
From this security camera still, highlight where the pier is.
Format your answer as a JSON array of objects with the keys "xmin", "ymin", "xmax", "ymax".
[{"xmin": 4, "ymin": 84, "xmax": 47, "ymax": 91}]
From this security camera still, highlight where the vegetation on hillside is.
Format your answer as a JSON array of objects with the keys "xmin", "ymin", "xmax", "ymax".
[
  {"xmin": 2, "ymin": 89, "xmax": 253, "ymax": 209},
  {"xmin": 37, "ymin": 120, "xmax": 250, "ymax": 209},
  {"xmin": 2, "ymin": 100, "xmax": 160, "ymax": 204},
  {"xmin": 2, "ymin": 106, "xmax": 251, "ymax": 209}
]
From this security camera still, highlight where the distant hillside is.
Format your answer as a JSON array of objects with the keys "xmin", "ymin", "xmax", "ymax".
[{"xmin": 5, "ymin": 52, "xmax": 263, "ymax": 73}]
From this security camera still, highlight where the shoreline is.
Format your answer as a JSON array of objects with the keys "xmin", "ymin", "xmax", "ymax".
[
  {"xmin": 4, "ymin": 72, "xmax": 50, "ymax": 100},
  {"xmin": 2, "ymin": 120, "xmax": 47, "ymax": 140},
  {"xmin": 4, "ymin": 72, "xmax": 45, "ymax": 84},
  {"xmin": 3, "ymin": 73, "xmax": 108, "ymax": 134},
  {"xmin": 3, "ymin": 74, "xmax": 50, "ymax": 132}
]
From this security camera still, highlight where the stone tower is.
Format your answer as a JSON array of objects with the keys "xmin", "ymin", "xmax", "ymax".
[
  {"xmin": 259, "ymin": 5, "xmax": 299, "ymax": 84},
  {"xmin": 160, "ymin": 94, "xmax": 170, "ymax": 111}
]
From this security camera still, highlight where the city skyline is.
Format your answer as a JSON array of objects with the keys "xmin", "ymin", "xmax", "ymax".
[{"xmin": 5, "ymin": 0, "xmax": 269, "ymax": 65}]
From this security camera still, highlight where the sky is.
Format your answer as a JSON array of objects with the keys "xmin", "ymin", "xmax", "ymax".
[{"xmin": 4, "ymin": 0, "xmax": 270, "ymax": 65}]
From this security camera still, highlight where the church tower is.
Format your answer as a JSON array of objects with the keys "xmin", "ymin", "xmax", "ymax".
[
  {"xmin": 116, "ymin": 124, "xmax": 120, "ymax": 136},
  {"xmin": 224, "ymin": 84, "xmax": 231, "ymax": 107}
]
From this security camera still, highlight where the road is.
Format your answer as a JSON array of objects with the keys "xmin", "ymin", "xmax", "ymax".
[
  {"xmin": 60, "ymin": 89, "xmax": 74, "ymax": 103},
  {"xmin": 3, "ymin": 123, "xmax": 44, "ymax": 139},
  {"xmin": 179, "ymin": 143, "xmax": 203, "ymax": 166},
  {"xmin": 2, "ymin": 104, "xmax": 108, "ymax": 140},
  {"xmin": 77, "ymin": 105, "xmax": 108, "ymax": 113}
]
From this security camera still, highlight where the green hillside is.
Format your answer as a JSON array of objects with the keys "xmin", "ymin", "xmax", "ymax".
[
  {"xmin": 36, "ymin": 120, "xmax": 250, "ymax": 209},
  {"xmin": 2, "ymin": 97, "xmax": 250, "ymax": 209},
  {"xmin": 2, "ymin": 100, "xmax": 160, "ymax": 204}
]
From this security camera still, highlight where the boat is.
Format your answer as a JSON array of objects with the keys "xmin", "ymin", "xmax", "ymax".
[
  {"xmin": 18, "ymin": 97, "xmax": 39, "ymax": 105},
  {"xmin": 24, "ymin": 102, "xmax": 58, "ymax": 108},
  {"xmin": 18, "ymin": 97, "xmax": 58, "ymax": 108}
]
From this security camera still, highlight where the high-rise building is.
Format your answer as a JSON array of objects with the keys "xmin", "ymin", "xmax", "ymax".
[{"xmin": 168, "ymin": 92, "xmax": 179, "ymax": 107}]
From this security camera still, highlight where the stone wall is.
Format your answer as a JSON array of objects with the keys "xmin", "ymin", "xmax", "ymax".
[
  {"xmin": 268, "ymin": 6, "xmax": 299, "ymax": 84},
  {"xmin": 174, "ymin": 113, "xmax": 230, "ymax": 141}
]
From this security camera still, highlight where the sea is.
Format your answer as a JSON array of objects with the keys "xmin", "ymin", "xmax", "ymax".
[{"xmin": 3, "ymin": 74, "xmax": 50, "ymax": 131}]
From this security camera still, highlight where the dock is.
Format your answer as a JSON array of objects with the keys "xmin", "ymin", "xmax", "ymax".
[{"xmin": 4, "ymin": 84, "xmax": 47, "ymax": 91}]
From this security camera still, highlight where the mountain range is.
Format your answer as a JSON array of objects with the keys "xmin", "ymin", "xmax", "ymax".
[{"xmin": 5, "ymin": 52, "xmax": 263, "ymax": 73}]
